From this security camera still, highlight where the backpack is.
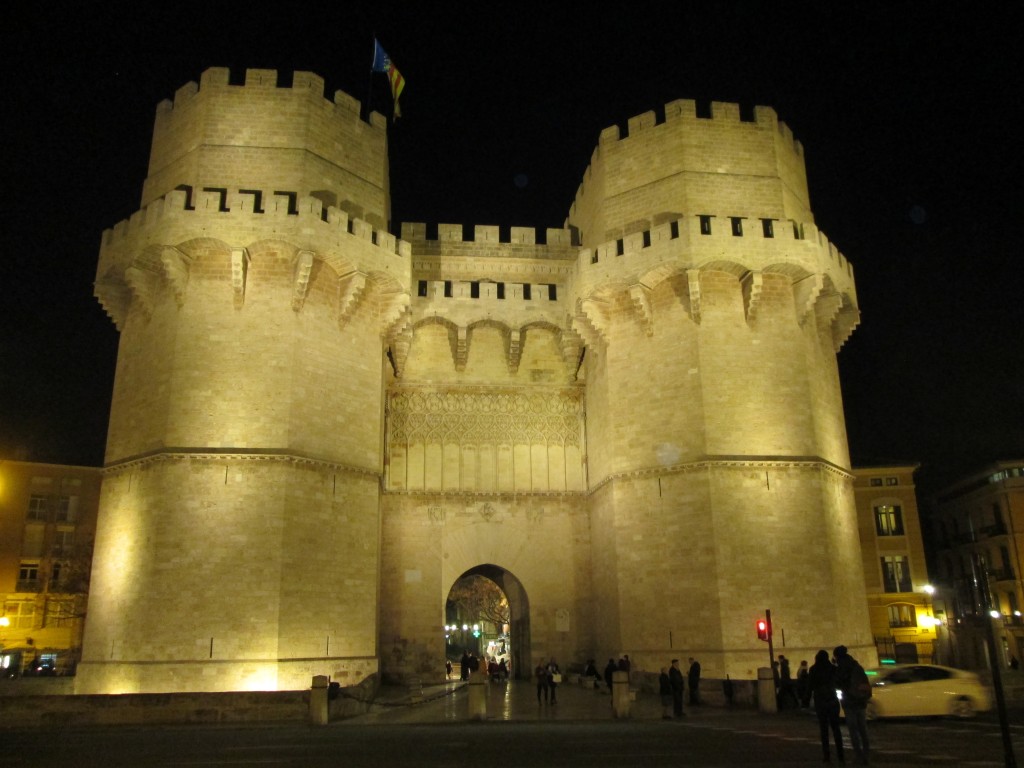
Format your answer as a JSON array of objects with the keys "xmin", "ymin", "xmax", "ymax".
[{"xmin": 848, "ymin": 662, "xmax": 872, "ymax": 703}]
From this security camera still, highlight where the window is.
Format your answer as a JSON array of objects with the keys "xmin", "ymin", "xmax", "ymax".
[
  {"xmin": 443, "ymin": 281, "xmax": 452, "ymax": 298},
  {"xmin": 699, "ymin": 215, "xmax": 713, "ymax": 235},
  {"xmin": 52, "ymin": 529, "xmax": 75, "ymax": 556},
  {"xmin": 547, "ymin": 284, "xmax": 557, "ymax": 301},
  {"xmin": 45, "ymin": 599, "xmax": 76, "ymax": 628},
  {"xmin": 885, "ymin": 477, "xmax": 898, "ymax": 486},
  {"xmin": 870, "ymin": 478, "xmax": 883, "ymax": 487},
  {"xmin": 761, "ymin": 218, "xmax": 774, "ymax": 238},
  {"xmin": 18, "ymin": 562, "xmax": 39, "ymax": 582},
  {"xmin": 417, "ymin": 280, "xmax": 427, "ymax": 297},
  {"xmin": 497, "ymin": 283, "xmax": 505, "ymax": 300},
  {"xmin": 523, "ymin": 284, "xmax": 532, "ymax": 300},
  {"xmin": 730, "ymin": 217, "xmax": 743, "ymax": 236},
  {"xmin": 3, "ymin": 601, "xmax": 36, "ymax": 630},
  {"xmin": 875, "ymin": 505, "xmax": 905, "ymax": 536},
  {"xmin": 887, "ymin": 604, "xmax": 917, "ymax": 628},
  {"xmin": 27, "ymin": 495, "xmax": 48, "ymax": 521},
  {"xmin": 471, "ymin": 281, "xmax": 480, "ymax": 299},
  {"xmin": 56, "ymin": 495, "xmax": 78, "ymax": 523},
  {"xmin": 881, "ymin": 555, "xmax": 912, "ymax": 593}
]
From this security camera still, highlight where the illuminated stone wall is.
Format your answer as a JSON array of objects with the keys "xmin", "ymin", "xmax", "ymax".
[{"xmin": 82, "ymin": 68, "xmax": 872, "ymax": 693}]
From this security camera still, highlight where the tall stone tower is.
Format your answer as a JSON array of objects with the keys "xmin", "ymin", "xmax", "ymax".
[{"xmin": 80, "ymin": 70, "xmax": 871, "ymax": 694}]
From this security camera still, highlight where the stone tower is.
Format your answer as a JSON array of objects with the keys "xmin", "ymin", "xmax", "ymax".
[{"xmin": 79, "ymin": 70, "xmax": 872, "ymax": 694}]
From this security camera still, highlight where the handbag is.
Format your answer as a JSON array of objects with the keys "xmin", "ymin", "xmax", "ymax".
[{"xmin": 551, "ymin": 672, "xmax": 563, "ymax": 683}]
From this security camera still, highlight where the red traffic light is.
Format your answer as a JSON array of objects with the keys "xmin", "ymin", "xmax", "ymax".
[{"xmin": 756, "ymin": 619, "xmax": 770, "ymax": 641}]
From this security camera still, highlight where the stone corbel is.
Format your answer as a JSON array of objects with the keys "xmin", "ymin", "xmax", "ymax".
[
  {"xmin": 628, "ymin": 283, "xmax": 654, "ymax": 336},
  {"xmin": 124, "ymin": 266, "xmax": 159, "ymax": 319},
  {"xmin": 231, "ymin": 248, "xmax": 249, "ymax": 308},
  {"xmin": 379, "ymin": 291, "xmax": 411, "ymax": 339},
  {"xmin": 579, "ymin": 298, "xmax": 611, "ymax": 345},
  {"xmin": 159, "ymin": 246, "xmax": 191, "ymax": 306},
  {"xmin": 814, "ymin": 293, "xmax": 843, "ymax": 329},
  {"xmin": 741, "ymin": 271, "xmax": 763, "ymax": 323},
  {"xmin": 832, "ymin": 305, "xmax": 861, "ymax": 351},
  {"xmin": 291, "ymin": 250, "xmax": 314, "ymax": 312},
  {"xmin": 560, "ymin": 327, "xmax": 585, "ymax": 381},
  {"xmin": 454, "ymin": 326, "xmax": 468, "ymax": 372},
  {"xmin": 94, "ymin": 280, "xmax": 130, "ymax": 330},
  {"xmin": 388, "ymin": 321, "xmax": 413, "ymax": 378},
  {"xmin": 507, "ymin": 328, "xmax": 523, "ymax": 374},
  {"xmin": 685, "ymin": 269, "xmax": 702, "ymax": 324},
  {"xmin": 337, "ymin": 270, "xmax": 367, "ymax": 330},
  {"xmin": 793, "ymin": 273, "xmax": 824, "ymax": 325}
]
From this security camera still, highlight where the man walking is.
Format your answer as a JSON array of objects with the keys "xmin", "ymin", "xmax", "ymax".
[
  {"xmin": 834, "ymin": 645, "xmax": 871, "ymax": 765},
  {"xmin": 669, "ymin": 659, "xmax": 686, "ymax": 717}
]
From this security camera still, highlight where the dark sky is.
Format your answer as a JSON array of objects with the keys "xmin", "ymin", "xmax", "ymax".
[{"xmin": 2, "ymin": 3, "xmax": 1021, "ymax": 500}]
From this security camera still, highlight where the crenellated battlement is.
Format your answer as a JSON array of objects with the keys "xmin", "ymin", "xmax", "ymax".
[{"xmin": 155, "ymin": 67, "xmax": 372, "ymax": 123}]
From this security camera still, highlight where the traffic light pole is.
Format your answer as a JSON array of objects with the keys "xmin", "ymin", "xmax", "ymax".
[{"xmin": 765, "ymin": 609, "xmax": 775, "ymax": 676}]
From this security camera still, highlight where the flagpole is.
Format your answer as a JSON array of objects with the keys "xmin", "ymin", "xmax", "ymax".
[{"xmin": 365, "ymin": 36, "xmax": 377, "ymax": 123}]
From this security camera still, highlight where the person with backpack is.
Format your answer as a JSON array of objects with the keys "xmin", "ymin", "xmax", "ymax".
[{"xmin": 834, "ymin": 645, "xmax": 871, "ymax": 765}]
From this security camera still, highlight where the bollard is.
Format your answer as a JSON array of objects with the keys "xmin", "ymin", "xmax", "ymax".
[
  {"xmin": 611, "ymin": 669, "xmax": 631, "ymax": 718},
  {"xmin": 757, "ymin": 667, "xmax": 778, "ymax": 713},
  {"xmin": 468, "ymin": 674, "xmax": 488, "ymax": 720},
  {"xmin": 310, "ymin": 675, "xmax": 330, "ymax": 725}
]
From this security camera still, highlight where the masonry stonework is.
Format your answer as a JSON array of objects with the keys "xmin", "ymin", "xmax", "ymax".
[{"xmin": 77, "ymin": 68, "xmax": 872, "ymax": 694}]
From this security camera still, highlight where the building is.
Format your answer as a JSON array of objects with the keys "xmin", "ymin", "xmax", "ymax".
[
  {"xmin": 0, "ymin": 461, "xmax": 101, "ymax": 676},
  {"xmin": 929, "ymin": 460, "xmax": 1024, "ymax": 669},
  {"xmin": 852, "ymin": 464, "xmax": 939, "ymax": 664},
  {"xmin": 76, "ymin": 68, "xmax": 871, "ymax": 694}
]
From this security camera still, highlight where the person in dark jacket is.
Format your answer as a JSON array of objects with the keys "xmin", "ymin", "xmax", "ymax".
[
  {"xmin": 535, "ymin": 660, "xmax": 551, "ymax": 704},
  {"xmin": 809, "ymin": 649, "xmax": 844, "ymax": 764},
  {"xmin": 669, "ymin": 659, "xmax": 686, "ymax": 717},
  {"xmin": 834, "ymin": 645, "xmax": 870, "ymax": 765},
  {"xmin": 604, "ymin": 658, "xmax": 617, "ymax": 693},
  {"xmin": 687, "ymin": 657, "xmax": 702, "ymax": 706},
  {"xmin": 659, "ymin": 667, "xmax": 674, "ymax": 719}
]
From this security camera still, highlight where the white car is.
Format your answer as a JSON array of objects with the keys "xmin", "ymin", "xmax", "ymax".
[{"xmin": 862, "ymin": 664, "xmax": 992, "ymax": 719}]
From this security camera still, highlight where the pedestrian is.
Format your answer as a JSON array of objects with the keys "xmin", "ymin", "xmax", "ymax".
[
  {"xmin": 687, "ymin": 657, "xmax": 701, "ymax": 706},
  {"xmin": 445, "ymin": 659, "xmax": 452, "ymax": 680},
  {"xmin": 669, "ymin": 658, "xmax": 686, "ymax": 717},
  {"xmin": 547, "ymin": 658, "xmax": 562, "ymax": 703},
  {"xmin": 659, "ymin": 667, "xmax": 674, "ymax": 719},
  {"xmin": 584, "ymin": 658, "xmax": 601, "ymax": 689},
  {"xmin": 535, "ymin": 660, "xmax": 551, "ymax": 704},
  {"xmin": 498, "ymin": 658, "xmax": 508, "ymax": 680},
  {"xmin": 778, "ymin": 654, "xmax": 797, "ymax": 709},
  {"xmin": 809, "ymin": 649, "xmax": 844, "ymax": 764},
  {"xmin": 1011, "ymin": 656, "xmax": 1020, "ymax": 671},
  {"xmin": 797, "ymin": 659, "xmax": 811, "ymax": 708},
  {"xmin": 834, "ymin": 645, "xmax": 870, "ymax": 765},
  {"xmin": 604, "ymin": 658, "xmax": 617, "ymax": 693},
  {"xmin": 467, "ymin": 652, "xmax": 480, "ymax": 676},
  {"xmin": 460, "ymin": 651, "xmax": 470, "ymax": 681}
]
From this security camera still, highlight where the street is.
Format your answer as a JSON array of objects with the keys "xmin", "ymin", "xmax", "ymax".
[{"xmin": 4, "ymin": 681, "xmax": 1022, "ymax": 767}]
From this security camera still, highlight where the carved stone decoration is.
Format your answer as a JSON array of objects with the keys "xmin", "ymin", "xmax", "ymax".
[
  {"xmin": 160, "ymin": 246, "xmax": 191, "ymax": 306},
  {"xmin": 793, "ymin": 273, "xmax": 824, "ymax": 325},
  {"xmin": 427, "ymin": 505, "xmax": 445, "ymax": 523},
  {"xmin": 230, "ymin": 247, "xmax": 249, "ymax": 308},
  {"xmin": 124, "ymin": 266, "xmax": 159, "ymax": 319},
  {"xmin": 478, "ymin": 502, "xmax": 496, "ymax": 521},
  {"xmin": 291, "ymin": 250, "xmax": 314, "ymax": 312},
  {"xmin": 685, "ymin": 268, "xmax": 702, "ymax": 324},
  {"xmin": 628, "ymin": 283, "xmax": 654, "ymax": 336},
  {"xmin": 741, "ymin": 271, "xmax": 763, "ymax": 323},
  {"xmin": 337, "ymin": 270, "xmax": 367, "ymax": 329},
  {"xmin": 507, "ymin": 328, "xmax": 523, "ymax": 374},
  {"xmin": 454, "ymin": 326, "xmax": 468, "ymax": 372}
]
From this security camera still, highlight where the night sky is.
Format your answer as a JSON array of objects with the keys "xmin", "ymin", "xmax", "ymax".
[{"xmin": 2, "ymin": 3, "xmax": 1021, "ymax": 501}]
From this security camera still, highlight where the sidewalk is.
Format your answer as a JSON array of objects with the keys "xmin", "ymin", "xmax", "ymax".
[{"xmin": 350, "ymin": 678, "xmax": 722, "ymax": 724}]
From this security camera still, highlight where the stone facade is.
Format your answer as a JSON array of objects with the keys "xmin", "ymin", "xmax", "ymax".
[{"xmin": 77, "ymin": 68, "xmax": 873, "ymax": 694}]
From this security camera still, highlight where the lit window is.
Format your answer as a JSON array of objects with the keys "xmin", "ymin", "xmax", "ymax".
[
  {"xmin": 875, "ymin": 505, "xmax": 905, "ymax": 536},
  {"xmin": 870, "ymin": 478, "xmax": 883, "ymax": 487},
  {"xmin": 761, "ymin": 218, "xmax": 774, "ymax": 238},
  {"xmin": 18, "ymin": 562, "xmax": 39, "ymax": 582},
  {"xmin": 56, "ymin": 495, "xmax": 78, "ymax": 523},
  {"xmin": 881, "ymin": 555, "xmax": 912, "ymax": 593},
  {"xmin": 885, "ymin": 477, "xmax": 898, "ymax": 486},
  {"xmin": 730, "ymin": 217, "xmax": 743, "ymax": 236},
  {"xmin": 3, "ymin": 601, "xmax": 36, "ymax": 630},
  {"xmin": 699, "ymin": 215, "xmax": 713, "ymax": 235},
  {"xmin": 887, "ymin": 604, "xmax": 916, "ymax": 628}
]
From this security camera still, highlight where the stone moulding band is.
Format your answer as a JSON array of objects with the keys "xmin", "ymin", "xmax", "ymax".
[{"xmin": 102, "ymin": 448, "xmax": 380, "ymax": 479}]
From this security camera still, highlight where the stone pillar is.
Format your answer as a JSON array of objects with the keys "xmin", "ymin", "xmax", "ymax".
[
  {"xmin": 757, "ymin": 667, "xmax": 778, "ymax": 714},
  {"xmin": 611, "ymin": 670, "xmax": 631, "ymax": 718},
  {"xmin": 468, "ymin": 675, "xmax": 487, "ymax": 720},
  {"xmin": 310, "ymin": 675, "xmax": 330, "ymax": 725}
]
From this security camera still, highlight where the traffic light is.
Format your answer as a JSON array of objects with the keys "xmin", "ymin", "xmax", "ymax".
[{"xmin": 756, "ymin": 618, "xmax": 770, "ymax": 641}]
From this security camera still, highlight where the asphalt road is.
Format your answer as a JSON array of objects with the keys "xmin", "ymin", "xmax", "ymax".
[{"xmin": 5, "ymin": 682, "xmax": 1023, "ymax": 767}]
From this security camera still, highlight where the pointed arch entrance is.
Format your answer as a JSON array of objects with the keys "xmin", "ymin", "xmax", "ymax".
[{"xmin": 445, "ymin": 564, "xmax": 531, "ymax": 680}]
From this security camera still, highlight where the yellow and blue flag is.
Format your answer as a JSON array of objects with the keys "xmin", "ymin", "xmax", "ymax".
[{"xmin": 372, "ymin": 39, "xmax": 405, "ymax": 117}]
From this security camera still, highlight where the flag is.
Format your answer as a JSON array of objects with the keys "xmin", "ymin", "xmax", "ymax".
[{"xmin": 371, "ymin": 39, "xmax": 405, "ymax": 118}]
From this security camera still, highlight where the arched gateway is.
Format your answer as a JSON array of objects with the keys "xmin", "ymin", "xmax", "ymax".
[{"xmin": 77, "ymin": 68, "xmax": 875, "ymax": 695}]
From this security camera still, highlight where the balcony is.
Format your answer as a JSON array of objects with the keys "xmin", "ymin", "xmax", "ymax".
[
  {"xmin": 980, "ymin": 523, "xmax": 1008, "ymax": 538},
  {"xmin": 15, "ymin": 579, "xmax": 41, "ymax": 592},
  {"xmin": 987, "ymin": 567, "xmax": 1017, "ymax": 582}
]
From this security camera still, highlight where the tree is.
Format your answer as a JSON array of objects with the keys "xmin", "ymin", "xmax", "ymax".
[{"xmin": 447, "ymin": 575, "xmax": 509, "ymax": 629}]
